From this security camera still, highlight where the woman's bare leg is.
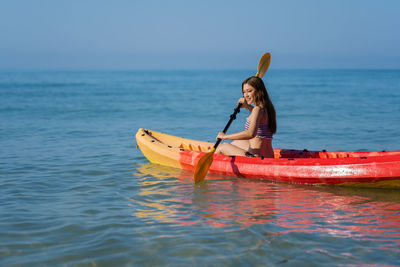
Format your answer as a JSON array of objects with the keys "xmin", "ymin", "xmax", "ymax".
[
  {"xmin": 231, "ymin": 140, "xmax": 249, "ymax": 150},
  {"xmin": 215, "ymin": 142, "xmax": 247, "ymax": 156}
]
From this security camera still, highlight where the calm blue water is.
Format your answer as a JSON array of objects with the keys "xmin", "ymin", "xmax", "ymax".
[{"xmin": 1, "ymin": 70, "xmax": 400, "ymax": 266}]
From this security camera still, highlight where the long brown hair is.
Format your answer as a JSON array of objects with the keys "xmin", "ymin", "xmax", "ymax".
[{"xmin": 242, "ymin": 76, "xmax": 277, "ymax": 134}]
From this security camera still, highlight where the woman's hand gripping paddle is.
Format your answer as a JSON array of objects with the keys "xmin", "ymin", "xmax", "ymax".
[{"xmin": 193, "ymin": 53, "xmax": 271, "ymax": 184}]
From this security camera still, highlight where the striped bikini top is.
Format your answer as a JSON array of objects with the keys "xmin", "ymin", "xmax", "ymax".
[{"xmin": 245, "ymin": 118, "xmax": 273, "ymax": 139}]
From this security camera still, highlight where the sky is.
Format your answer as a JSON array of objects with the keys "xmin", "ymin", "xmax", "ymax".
[{"xmin": 1, "ymin": 0, "xmax": 399, "ymax": 70}]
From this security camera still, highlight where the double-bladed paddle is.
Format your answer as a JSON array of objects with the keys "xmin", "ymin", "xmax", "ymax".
[{"xmin": 193, "ymin": 52, "xmax": 271, "ymax": 183}]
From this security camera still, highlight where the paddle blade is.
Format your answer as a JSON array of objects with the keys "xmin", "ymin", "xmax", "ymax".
[
  {"xmin": 193, "ymin": 148, "xmax": 216, "ymax": 183},
  {"xmin": 255, "ymin": 52, "xmax": 271, "ymax": 78}
]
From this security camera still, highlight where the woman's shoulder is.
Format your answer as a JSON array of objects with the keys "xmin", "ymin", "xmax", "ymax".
[
  {"xmin": 251, "ymin": 105, "xmax": 262, "ymax": 113},
  {"xmin": 252, "ymin": 106, "xmax": 268, "ymax": 123},
  {"xmin": 252, "ymin": 105, "xmax": 269, "ymax": 117},
  {"xmin": 248, "ymin": 106, "xmax": 261, "ymax": 119}
]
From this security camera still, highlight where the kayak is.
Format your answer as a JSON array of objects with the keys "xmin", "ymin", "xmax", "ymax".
[{"xmin": 135, "ymin": 128, "xmax": 400, "ymax": 189}]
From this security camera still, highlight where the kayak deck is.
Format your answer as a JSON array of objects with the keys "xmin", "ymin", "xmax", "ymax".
[{"xmin": 139, "ymin": 128, "xmax": 400, "ymax": 159}]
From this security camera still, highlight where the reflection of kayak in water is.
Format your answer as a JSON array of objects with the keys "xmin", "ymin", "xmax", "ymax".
[
  {"xmin": 135, "ymin": 128, "xmax": 400, "ymax": 189},
  {"xmin": 134, "ymin": 162, "xmax": 400, "ymax": 233}
]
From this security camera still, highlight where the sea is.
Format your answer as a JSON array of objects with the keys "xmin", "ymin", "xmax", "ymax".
[{"xmin": 1, "ymin": 69, "xmax": 399, "ymax": 266}]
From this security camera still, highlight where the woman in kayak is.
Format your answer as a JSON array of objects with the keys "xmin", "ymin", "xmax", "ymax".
[{"xmin": 216, "ymin": 76, "xmax": 277, "ymax": 158}]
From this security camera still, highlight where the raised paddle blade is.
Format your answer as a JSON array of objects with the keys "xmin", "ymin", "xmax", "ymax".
[
  {"xmin": 255, "ymin": 52, "xmax": 271, "ymax": 78},
  {"xmin": 193, "ymin": 148, "xmax": 216, "ymax": 183}
]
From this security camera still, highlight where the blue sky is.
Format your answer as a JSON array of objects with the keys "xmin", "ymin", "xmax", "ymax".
[{"xmin": 1, "ymin": 0, "xmax": 399, "ymax": 70}]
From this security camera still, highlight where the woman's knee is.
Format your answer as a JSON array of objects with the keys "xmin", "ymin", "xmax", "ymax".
[
  {"xmin": 231, "ymin": 140, "xmax": 249, "ymax": 150},
  {"xmin": 216, "ymin": 142, "xmax": 247, "ymax": 156},
  {"xmin": 215, "ymin": 143, "xmax": 227, "ymax": 154}
]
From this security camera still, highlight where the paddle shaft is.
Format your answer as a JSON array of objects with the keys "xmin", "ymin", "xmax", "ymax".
[{"xmin": 213, "ymin": 103, "xmax": 242, "ymax": 149}]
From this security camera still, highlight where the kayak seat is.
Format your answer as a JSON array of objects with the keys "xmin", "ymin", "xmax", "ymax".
[{"xmin": 179, "ymin": 142, "xmax": 211, "ymax": 152}]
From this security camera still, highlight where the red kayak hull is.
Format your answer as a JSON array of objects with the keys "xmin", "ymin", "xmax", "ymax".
[{"xmin": 136, "ymin": 128, "xmax": 400, "ymax": 188}]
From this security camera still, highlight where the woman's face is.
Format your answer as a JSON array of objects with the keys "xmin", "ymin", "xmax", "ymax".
[{"xmin": 242, "ymin": 83, "xmax": 256, "ymax": 105}]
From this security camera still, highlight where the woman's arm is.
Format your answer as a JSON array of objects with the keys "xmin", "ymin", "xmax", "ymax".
[{"xmin": 217, "ymin": 106, "xmax": 261, "ymax": 140}]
